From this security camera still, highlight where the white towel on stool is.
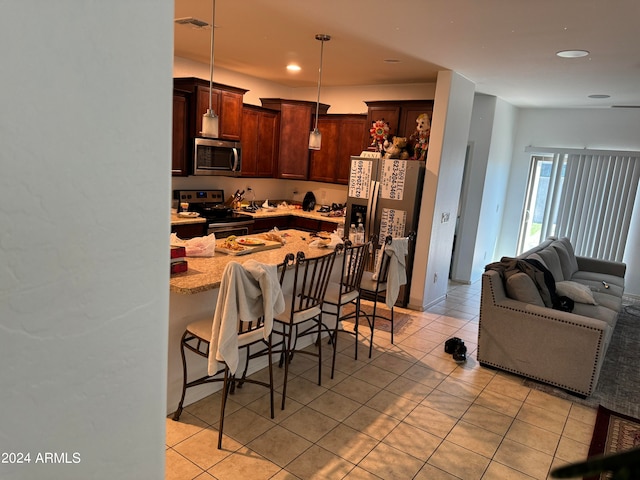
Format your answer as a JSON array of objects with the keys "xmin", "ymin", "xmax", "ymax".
[
  {"xmin": 384, "ymin": 238, "xmax": 408, "ymax": 308},
  {"xmin": 208, "ymin": 260, "xmax": 285, "ymax": 375}
]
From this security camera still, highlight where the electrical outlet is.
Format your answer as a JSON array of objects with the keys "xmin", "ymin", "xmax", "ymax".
[{"xmin": 441, "ymin": 212, "xmax": 450, "ymax": 223}]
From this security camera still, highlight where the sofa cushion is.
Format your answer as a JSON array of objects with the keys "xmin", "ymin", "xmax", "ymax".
[
  {"xmin": 551, "ymin": 240, "xmax": 579, "ymax": 280},
  {"xmin": 592, "ymin": 291, "xmax": 623, "ymax": 313},
  {"xmin": 569, "ymin": 275, "xmax": 625, "ymax": 299},
  {"xmin": 505, "ymin": 272, "xmax": 545, "ymax": 306},
  {"xmin": 527, "ymin": 253, "xmax": 548, "ymax": 269},
  {"xmin": 571, "ymin": 303, "xmax": 618, "ymax": 328},
  {"xmin": 555, "ymin": 281, "xmax": 597, "ymax": 305},
  {"xmin": 532, "ymin": 247, "xmax": 564, "ymax": 282},
  {"xmin": 571, "ymin": 271, "xmax": 625, "ymax": 289}
]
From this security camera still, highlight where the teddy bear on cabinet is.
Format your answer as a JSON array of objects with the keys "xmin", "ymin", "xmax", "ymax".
[
  {"xmin": 383, "ymin": 136, "xmax": 410, "ymax": 159},
  {"xmin": 410, "ymin": 113, "xmax": 431, "ymax": 161}
]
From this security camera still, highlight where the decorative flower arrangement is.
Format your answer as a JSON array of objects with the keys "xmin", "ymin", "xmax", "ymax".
[{"xmin": 369, "ymin": 119, "xmax": 390, "ymax": 152}]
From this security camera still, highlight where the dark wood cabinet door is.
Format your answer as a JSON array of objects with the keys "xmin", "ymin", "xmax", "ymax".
[
  {"xmin": 319, "ymin": 220, "xmax": 339, "ymax": 233},
  {"xmin": 293, "ymin": 217, "xmax": 321, "ymax": 232},
  {"xmin": 252, "ymin": 216, "xmax": 292, "ymax": 233},
  {"xmin": 241, "ymin": 106, "xmax": 278, "ymax": 178},
  {"xmin": 309, "ymin": 115, "xmax": 367, "ymax": 184},
  {"xmin": 172, "ymin": 93, "xmax": 189, "ymax": 176},
  {"xmin": 219, "ymin": 91, "xmax": 243, "ymax": 140},
  {"xmin": 240, "ymin": 107, "xmax": 259, "ymax": 176},
  {"xmin": 195, "ymin": 86, "xmax": 220, "ymax": 137},
  {"xmin": 173, "ymin": 79, "xmax": 247, "ymax": 141},
  {"xmin": 365, "ymin": 100, "xmax": 434, "ymax": 159},
  {"xmin": 171, "ymin": 223, "xmax": 206, "ymax": 239},
  {"xmin": 277, "ymin": 103, "xmax": 313, "ymax": 180},
  {"xmin": 399, "ymin": 103, "xmax": 434, "ymax": 139},
  {"xmin": 309, "ymin": 117, "xmax": 340, "ymax": 183},
  {"xmin": 256, "ymin": 110, "xmax": 278, "ymax": 177},
  {"xmin": 336, "ymin": 115, "xmax": 368, "ymax": 184},
  {"xmin": 366, "ymin": 104, "xmax": 401, "ymax": 147}
]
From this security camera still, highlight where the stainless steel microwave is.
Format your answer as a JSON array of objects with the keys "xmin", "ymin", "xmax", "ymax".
[{"xmin": 193, "ymin": 138, "xmax": 241, "ymax": 176}]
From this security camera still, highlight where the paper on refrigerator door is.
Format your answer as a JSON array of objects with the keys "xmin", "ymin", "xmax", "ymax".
[
  {"xmin": 379, "ymin": 208, "xmax": 407, "ymax": 242},
  {"xmin": 348, "ymin": 158, "xmax": 373, "ymax": 199},
  {"xmin": 380, "ymin": 159, "xmax": 407, "ymax": 200}
]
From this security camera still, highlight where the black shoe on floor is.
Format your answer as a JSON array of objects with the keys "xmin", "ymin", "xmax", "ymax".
[
  {"xmin": 444, "ymin": 337, "xmax": 463, "ymax": 354},
  {"xmin": 453, "ymin": 343, "xmax": 467, "ymax": 364}
]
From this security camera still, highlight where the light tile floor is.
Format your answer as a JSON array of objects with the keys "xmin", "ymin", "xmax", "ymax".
[{"xmin": 166, "ymin": 281, "xmax": 595, "ymax": 480}]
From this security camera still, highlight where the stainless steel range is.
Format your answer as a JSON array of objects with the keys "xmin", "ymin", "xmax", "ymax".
[{"xmin": 174, "ymin": 189, "xmax": 254, "ymax": 238}]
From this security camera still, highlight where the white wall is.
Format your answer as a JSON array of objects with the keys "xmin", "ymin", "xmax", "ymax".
[
  {"xmin": 453, "ymin": 96, "xmax": 517, "ymax": 283},
  {"xmin": 174, "ymin": 56, "xmax": 292, "ymax": 106},
  {"xmin": 451, "ymin": 95, "xmax": 496, "ymax": 282},
  {"xmin": 0, "ymin": 2, "xmax": 172, "ymax": 479},
  {"xmin": 410, "ymin": 71, "xmax": 476, "ymax": 309},
  {"xmin": 499, "ymin": 108, "xmax": 640, "ymax": 296},
  {"xmin": 174, "ymin": 57, "xmax": 437, "ymax": 113}
]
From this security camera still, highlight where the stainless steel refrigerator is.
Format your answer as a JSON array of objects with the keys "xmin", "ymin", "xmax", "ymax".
[{"xmin": 345, "ymin": 152, "xmax": 425, "ymax": 307}]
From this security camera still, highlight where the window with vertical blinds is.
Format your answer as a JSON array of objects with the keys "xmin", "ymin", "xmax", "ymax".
[{"xmin": 521, "ymin": 147, "xmax": 640, "ymax": 261}]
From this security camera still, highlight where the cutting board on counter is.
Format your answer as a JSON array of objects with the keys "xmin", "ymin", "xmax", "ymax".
[{"xmin": 215, "ymin": 238, "xmax": 283, "ymax": 256}]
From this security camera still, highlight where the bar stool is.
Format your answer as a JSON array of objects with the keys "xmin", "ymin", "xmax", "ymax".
[
  {"xmin": 359, "ymin": 232, "xmax": 415, "ymax": 357},
  {"xmin": 172, "ymin": 253, "xmax": 293, "ymax": 449},
  {"xmin": 321, "ymin": 239, "xmax": 371, "ymax": 378},
  {"xmin": 274, "ymin": 248, "xmax": 339, "ymax": 410}
]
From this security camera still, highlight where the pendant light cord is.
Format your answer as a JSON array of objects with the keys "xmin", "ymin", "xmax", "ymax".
[
  {"xmin": 313, "ymin": 34, "xmax": 330, "ymax": 132},
  {"xmin": 208, "ymin": 0, "xmax": 216, "ymax": 113},
  {"xmin": 314, "ymin": 38, "xmax": 324, "ymax": 131}
]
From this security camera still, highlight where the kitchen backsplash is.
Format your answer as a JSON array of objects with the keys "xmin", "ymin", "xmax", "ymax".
[{"xmin": 171, "ymin": 176, "xmax": 347, "ymax": 207}]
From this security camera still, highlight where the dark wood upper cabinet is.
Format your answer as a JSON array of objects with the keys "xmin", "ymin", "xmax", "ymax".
[
  {"xmin": 172, "ymin": 78, "xmax": 247, "ymax": 176},
  {"xmin": 241, "ymin": 105, "xmax": 279, "ymax": 177},
  {"xmin": 364, "ymin": 100, "xmax": 434, "ymax": 151},
  {"xmin": 309, "ymin": 114, "xmax": 368, "ymax": 184},
  {"xmin": 309, "ymin": 116, "xmax": 340, "ymax": 183},
  {"xmin": 172, "ymin": 91, "xmax": 189, "ymax": 176},
  {"xmin": 260, "ymin": 99, "xmax": 329, "ymax": 180},
  {"xmin": 191, "ymin": 83, "xmax": 245, "ymax": 141},
  {"xmin": 335, "ymin": 115, "xmax": 369, "ymax": 184}
]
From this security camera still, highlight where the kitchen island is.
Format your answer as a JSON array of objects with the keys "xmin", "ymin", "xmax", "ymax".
[{"xmin": 167, "ymin": 229, "xmax": 342, "ymax": 414}]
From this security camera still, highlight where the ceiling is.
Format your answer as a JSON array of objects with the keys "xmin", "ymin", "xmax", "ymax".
[{"xmin": 174, "ymin": 0, "xmax": 640, "ymax": 108}]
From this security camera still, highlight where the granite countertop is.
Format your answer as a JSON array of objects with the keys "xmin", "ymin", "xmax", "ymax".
[
  {"xmin": 170, "ymin": 208, "xmax": 343, "ymax": 226},
  {"xmin": 170, "ymin": 213, "xmax": 207, "ymax": 226},
  {"xmin": 242, "ymin": 206, "xmax": 344, "ymax": 223},
  {"xmin": 169, "ymin": 229, "xmax": 340, "ymax": 295}
]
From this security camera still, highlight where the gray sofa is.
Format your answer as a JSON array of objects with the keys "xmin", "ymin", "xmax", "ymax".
[{"xmin": 478, "ymin": 237, "xmax": 626, "ymax": 396}]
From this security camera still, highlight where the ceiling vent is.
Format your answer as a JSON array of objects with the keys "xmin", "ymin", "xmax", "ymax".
[{"xmin": 174, "ymin": 17, "xmax": 210, "ymax": 29}]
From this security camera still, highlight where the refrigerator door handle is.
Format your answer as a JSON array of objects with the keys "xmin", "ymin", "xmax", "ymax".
[{"xmin": 367, "ymin": 180, "xmax": 380, "ymax": 243}]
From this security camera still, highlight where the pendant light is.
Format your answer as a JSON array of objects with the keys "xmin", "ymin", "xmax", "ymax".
[
  {"xmin": 309, "ymin": 34, "xmax": 331, "ymax": 150},
  {"xmin": 201, "ymin": 0, "xmax": 219, "ymax": 138}
]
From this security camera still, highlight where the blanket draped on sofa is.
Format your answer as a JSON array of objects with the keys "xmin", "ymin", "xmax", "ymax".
[{"xmin": 486, "ymin": 257, "xmax": 574, "ymax": 312}]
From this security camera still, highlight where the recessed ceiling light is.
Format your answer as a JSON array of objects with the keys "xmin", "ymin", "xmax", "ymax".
[
  {"xmin": 588, "ymin": 94, "xmax": 610, "ymax": 99},
  {"xmin": 556, "ymin": 49, "xmax": 589, "ymax": 58},
  {"xmin": 286, "ymin": 64, "xmax": 301, "ymax": 72}
]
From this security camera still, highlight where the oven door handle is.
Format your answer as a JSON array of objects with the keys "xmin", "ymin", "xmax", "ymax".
[{"xmin": 208, "ymin": 219, "xmax": 255, "ymax": 229}]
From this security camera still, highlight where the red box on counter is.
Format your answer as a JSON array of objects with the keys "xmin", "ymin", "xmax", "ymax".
[
  {"xmin": 170, "ymin": 260, "xmax": 188, "ymax": 275},
  {"xmin": 171, "ymin": 245, "xmax": 187, "ymax": 274}
]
